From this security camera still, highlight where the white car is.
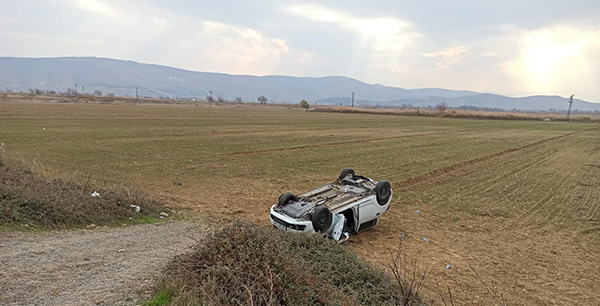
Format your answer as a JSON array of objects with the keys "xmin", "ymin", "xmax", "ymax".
[{"xmin": 269, "ymin": 168, "xmax": 392, "ymax": 242}]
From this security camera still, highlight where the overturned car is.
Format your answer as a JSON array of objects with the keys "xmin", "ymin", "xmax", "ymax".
[{"xmin": 269, "ymin": 168, "xmax": 392, "ymax": 242}]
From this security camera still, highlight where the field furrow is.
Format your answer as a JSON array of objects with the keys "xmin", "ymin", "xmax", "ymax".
[
  {"xmin": 392, "ymin": 129, "xmax": 591, "ymax": 191},
  {"xmin": 1, "ymin": 102, "xmax": 599, "ymax": 306}
]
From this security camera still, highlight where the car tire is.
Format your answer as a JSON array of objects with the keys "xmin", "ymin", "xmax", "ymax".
[
  {"xmin": 374, "ymin": 180, "xmax": 391, "ymax": 205},
  {"xmin": 338, "ymin": 168, "xmax": 355, "ymax": 180},
  {"xmin": 278, "ymin": 192, "xmax": 298, "ymax": 207},
  {"xmin": 311, "ymin": 206, "xmax": 333, "ymax": 233}
]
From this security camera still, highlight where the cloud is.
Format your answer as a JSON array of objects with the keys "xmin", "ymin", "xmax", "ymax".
[
  {"xmin": 64, "ymin": 0, "xmax": 115, "ymax": 16},
  {"xmin": 3, "ymin": 0, "xmax": 600, "ymax": 101},
  {"xmin": 287, "ymin": 4, "xmax": 419, "ymax": 51},
  {"xmin": 199, "ymin": 21, "xmax": 289, "ymax": 74},
  {"xmin": 421, "ymin": 45, "xmax": 470, "ymax": 69}
]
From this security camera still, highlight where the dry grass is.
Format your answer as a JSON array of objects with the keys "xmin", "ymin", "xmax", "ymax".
[
  {"xmin": 0, "ymin": 156, "xmax": 166, "ymax": 228},
  {"xmin": 387, "ymin": 243, "xmax": 430, "ymax": 306},
  {"xmin": 315, "ymin": 105, "xmax": 600, "ymax": 123}
]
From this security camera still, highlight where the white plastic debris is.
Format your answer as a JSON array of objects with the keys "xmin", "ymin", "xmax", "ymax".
[
  {"xmin": 422, "ymin": 237, "xmax": 430, "ymax": 242},
  {"xmin": 159, "ymin": 215, "xmax": 165, "ymax": 219},
  {"xmin": 414, "ymin": 210, "xmax": 421, "ymax": 213},
  {"xmin": 42, "ymin": 128, "xmax": 46, "ymax": 131},
  {"xmin": 118, "ymin": 249, "xmax": 125, "ymax": 253},
  {"xmin": 91, "ymin": 191, "xmax": 100, "ymax": 198},
  {"xmin": 159, "ymin": 212, "xmax": 169, "ymax": 217},
  {"xmin": 129, "ymin": 205, "xmax": 141, "ymax": 213},
  {"xmin": 446, "ymin": 264, "xmax": 451, "ymax": 270},
  {"xmin": 401, "ymin": 232, "xmax": 405, "ymax": 241}
]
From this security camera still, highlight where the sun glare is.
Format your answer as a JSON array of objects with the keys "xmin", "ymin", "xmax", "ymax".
[
  {"xmin": 524, "ymin": 29, "xmax": 581, "ymax": 81},
  {"xmin": 67, "ymin": 0, "xmax": 115, "ymax": 16},
  {"xmin": 508, "ymin": 26, "xmax": 599, "ymax": 93}
]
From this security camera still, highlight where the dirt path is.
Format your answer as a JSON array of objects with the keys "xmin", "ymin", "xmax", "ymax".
[{"xmin": 0, "ymin": 221, "xmax": 204, "ymax": 306}]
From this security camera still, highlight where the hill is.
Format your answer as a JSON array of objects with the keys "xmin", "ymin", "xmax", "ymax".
[{"xmin": 1, "ymin": 57, "xmax": 598, "ymax": 111}]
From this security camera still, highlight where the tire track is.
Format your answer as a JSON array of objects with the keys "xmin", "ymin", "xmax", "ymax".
[
  {"xmin": 219, "ymin": 131, "xmax": 451, "ymax": 156},
  {"xmin": 393, "ymin": 128, "xmax": 598, "ymax": 190}
]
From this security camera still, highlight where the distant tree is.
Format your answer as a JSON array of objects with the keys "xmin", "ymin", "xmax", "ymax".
[
  {"xmin": 235, "ymin": 97, "xmax": 242, "ymax": 103},
  {"xmin": 300, "ymin": 99, "xmax": 310, "ymax": 111},
  {"xmin": 29, "ymin": 88, "xmax": 43, "ymax": 95},
  {"xmin": 217, "ymin": 96, "xmax": 226, "ymax": 103},
  {"xmin": 92, "ymin": 90, "xmax": 103, "ymax": 96},
  {"xmin": 435, "ymin": 101, "xmax": 448, "ymax": 111},
  {"xmin": 46, "ymin": 90, "xmax": 56, "ymax": 95},
  {"xmin": 207, "ymin": 95, "xmax": 214, "ymax": 106},
  {"xmin": 257, "ymin": 96, "xmax": 268, "ymax": 105}
]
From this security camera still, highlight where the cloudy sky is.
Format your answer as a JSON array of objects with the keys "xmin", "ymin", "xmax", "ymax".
[{"xmin": 2, "ymin": 0, "xmax": 600, "ymax": 101}]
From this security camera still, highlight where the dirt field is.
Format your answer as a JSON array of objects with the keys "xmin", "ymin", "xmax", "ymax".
[{"xmin": 1, "ymin": 100, "xmax": 598, "ymax": 305}]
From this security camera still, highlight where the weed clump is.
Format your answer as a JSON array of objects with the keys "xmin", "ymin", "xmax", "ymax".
[
  {"xmin": 0, "ymin": 157, "xmax": 166, "ymax": 228},
  {"xmin": 161, "ymin": 222, "xmax": 416, "ymax": 306}
]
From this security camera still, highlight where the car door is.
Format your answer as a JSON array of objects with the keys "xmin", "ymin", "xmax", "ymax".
[{"xmin": 357, "ymin": 195, "xmax": 382, "ymax": 225}]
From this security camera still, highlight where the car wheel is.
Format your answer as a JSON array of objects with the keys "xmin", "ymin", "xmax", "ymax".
[
  {"xmin": 374, "ymin": 180, "xmax": 391, "ymax": 205},
  {"xmin": 278, "ymin": 192, "xmax": 299, "ymax": 207},
  {"xmin": 338, "ymin": 168, "xmax": 355, "ymax": 180},
  {"xmin": 311, "ymin": 206, "xmax": 333, "ymax": 233}
]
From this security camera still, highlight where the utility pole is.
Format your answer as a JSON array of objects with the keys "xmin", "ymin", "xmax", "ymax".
[
  {"xmin": 567, "ymin": 95, "xmax": 574, "ymax": 121},
  {"xmin": 209, "ymin": 90, "xmax": 213, "ymax": 107},
  {"xmin": 351, "ymin": 91, "xmax": 355, "ymax": 107},
  {"xmin": 74, "ymin": 83, "xmax": 78, "ymax": 95},
  {"xmin": 135, "ymin": 87, "xmax": 139, "ymax": 101},
  {"xmin": 81, "ymin": 85, "xmax": 84, "ymax": 94}
]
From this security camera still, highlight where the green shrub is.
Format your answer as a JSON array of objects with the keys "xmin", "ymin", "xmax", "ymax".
[{"xmin": 161, "ymin": 222, "xmax": 412, "ymax": 306}]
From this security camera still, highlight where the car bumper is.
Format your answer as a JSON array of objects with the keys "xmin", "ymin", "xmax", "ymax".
[{"xmin": 269, "ymin": 205, "xmax": 315, "ymax": 233}]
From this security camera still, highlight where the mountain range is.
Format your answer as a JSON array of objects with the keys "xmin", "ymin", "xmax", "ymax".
[{"xmin": 0, "ymin": 57, "xmax": 598, "ymax": 112}]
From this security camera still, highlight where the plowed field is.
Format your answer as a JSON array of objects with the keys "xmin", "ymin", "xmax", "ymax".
[{"xmin": 1, "ymin": 101, "xmax": 598, "ymax": 305}]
